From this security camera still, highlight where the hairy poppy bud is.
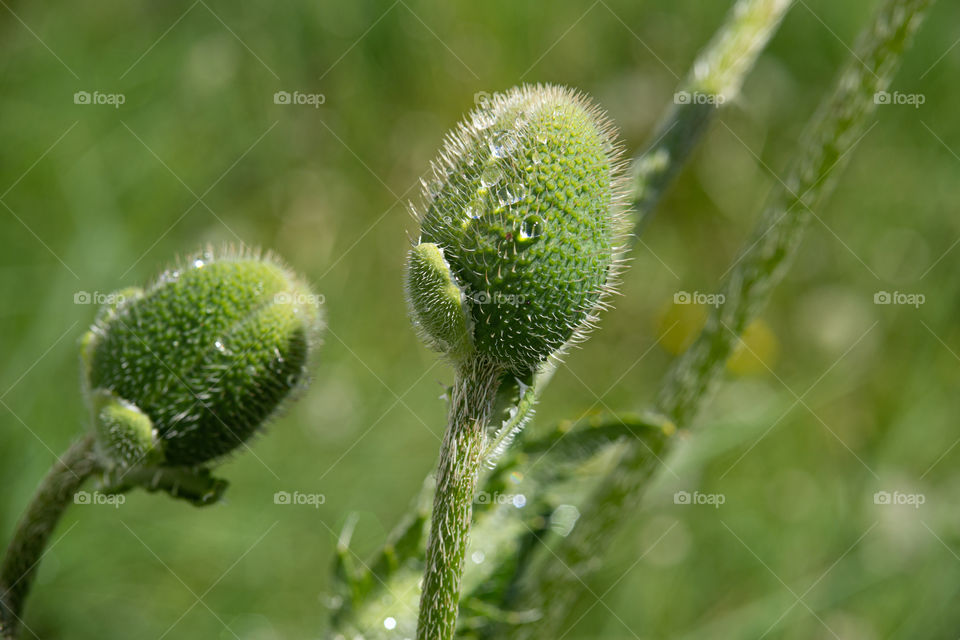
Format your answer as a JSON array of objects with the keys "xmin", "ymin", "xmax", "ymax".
[
  {"xmin": 406, "ymin": 84, "xmax": 626, "ymax": 373},
  {"xmin": 81, "ymin": 248, "xmax": 324, "ymax": 467}
]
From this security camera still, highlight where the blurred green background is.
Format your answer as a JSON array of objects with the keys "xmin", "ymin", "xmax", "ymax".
[{"xmin": 1, "ymin": 1, "xmax": 958, "ymax": 638}]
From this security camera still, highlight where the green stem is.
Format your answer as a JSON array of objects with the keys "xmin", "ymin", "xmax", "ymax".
[
  {"xmin": 332, "ymin": 0, "xmax": 796, "ymax": 635},
  {"xmin": 517, "ymin": 0, "xmax": 933, "ymax": 634},
  {"xmin": 633, "ymin": 0, "xmax": 792, "ymax": 225},
  {"xmin": 1, "ymin": 435, "xmax": 100, "ymax": 639},
  {"xmin": 417, "ymin": 357, "xmax": 503, "ymax": 640},
  {"xmin": 656, "ymin": 0, "xmax": 932, "ymax": 426}
]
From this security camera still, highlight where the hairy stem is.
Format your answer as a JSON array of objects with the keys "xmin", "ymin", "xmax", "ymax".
[
  {"xmin": 656, "ymin": 0, "xmax": 932, "ymax": 425},
  {"xmin": 334, "ymin": 0, "xmax": 795, "ymax": 634},
  {"xmin": 518, "ymin": 0, "xmax": 933, "ymax": 634},
  {"xmin": 1, "ymin": 435, "xmax": 100, "ymax": 639},
  {"xmin": 417, "ymin": 357, "xmax": 503, "ymax": 640},
  {"xmin": 633, "ymin": 0, "xmax": 792, "ymax": 221}
]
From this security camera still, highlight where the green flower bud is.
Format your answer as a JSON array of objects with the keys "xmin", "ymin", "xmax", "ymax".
[
  {"xmin": 406, "ymin": 242, "xmax": 472, "ymax": 360},
  {"xmin": 406, "ymin": 84, "xmax": 627, "ymax": 373},
  {"xmin": 81, "ymin": 248, "xmax": 324, "ymax": 468}
]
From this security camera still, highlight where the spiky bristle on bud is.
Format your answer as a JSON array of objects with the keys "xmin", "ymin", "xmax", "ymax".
[
  {"xmin": 81, "ymin": 247, "xmax": 324, "ymax": 467},
  {"xmin": 406, "ymin": 84, "xmax": 628, "ymax": 373}
]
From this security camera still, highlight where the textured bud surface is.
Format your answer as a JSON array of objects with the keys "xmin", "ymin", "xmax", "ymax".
[
  {"xmin": 406, "ymin": 243, "xmax": 472, "ymax": 359},
  {"xmin": 82, "ymin": 248, "xmax": 323, "ymax": 467},
  {"xmin": 91, "ymin": 389, "xmax": 162, "ymax": 468},
  {"xmin": 410, "ymin": 84, "xmax": 626, "ymax": 373}
]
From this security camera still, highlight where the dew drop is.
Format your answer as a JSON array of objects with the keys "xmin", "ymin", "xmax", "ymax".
[
  {"xmin": 465, "ymin": 203, "xmax": 483, "ymax": 219},
  {"xmin": 519, "ymin": 215, "xmax": 544, "ymax": 241},
  {"xmin": 488, "ymin": 131, "xmax": 518, "ymax": 158},
  {"xmin": 495, "ymin": 185, "xmax": 522, "ymax": 208},
  {"xmin": 471, "ymin": 551, "xmax": 485, "ymax": 564},
  {"xmin": 383, "ymin": 617, "xmax": 397, "ymax": 630},
  {"xmin": 214, "ymin": 340, "xmax": 227, "ymax": 353},
  {"xmin": 193, "ymin": 258, "xmax": 205, "ymax": 269},
  {"xmin": 480, "ymin": 164, "xmax": 503, "ymax": 187},
  {"xmin": 551, "ymin": 504, "xmax": 581, "ymax": 537}
]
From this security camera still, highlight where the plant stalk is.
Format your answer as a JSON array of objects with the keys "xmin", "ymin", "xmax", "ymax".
[
  {"xmin": 333, "ymin": 0, "xmax": 798, "ymax": 634},
  {"xmin": 656, "ymin": 0, "xmax": 933, "ymax": 426},
  {"xmin": 513, "ymin": 0, "xmax": 933, "ymax": 635},
  {"xmin": 1, "ymin": 435, "xmax": 100, "ymax": 639},
  {"xmin": 417, "ymin": 357, "xmax": 503, "ymax": 640}
]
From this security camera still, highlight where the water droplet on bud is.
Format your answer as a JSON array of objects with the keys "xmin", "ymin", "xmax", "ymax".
[
  {"xmin": 519, "ymin": 215, "xmax": 544, "ymax": 241},
  {"xmin": 489, "ymin": 131, "xmax": 518, "ymax": 158},
  {"xmin": 495, "ymin": 185, "xmax": 522, "ymax": 208},
  {"xmin": 480, "ymin": 164, "xmax": 503, "ymax": 187}
]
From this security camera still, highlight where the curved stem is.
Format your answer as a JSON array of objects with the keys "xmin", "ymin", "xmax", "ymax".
[
  {"xmin": 333, "ymin": 0, "xmax": 800, "ymax": 634},
  {"xmin": 513, "ymin": 0, "xmax": 933, "ymax": 634},
  {"xmin": 1, "ymin": 435, "xmax": 100, "ymax": 639},
  {"xmin": 417, "ymin": 357, "xmax": 503, "ymax": 640},
  {"xmin": 656, "ymin": 0, "xmax": 933, "ymax": 426}
]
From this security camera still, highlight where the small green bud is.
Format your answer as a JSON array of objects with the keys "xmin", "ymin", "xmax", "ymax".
[
  {"xmin": 82, "ymin": 248, "xmax": 324, "ymax": 467},
  {"xmin": 405, "ymin": 242, "xmax": 472, "ymax": 360},
  {"xmin": 407, "ymin": 84, "xmax": 626, "ymax": 373},
  {"xmin": 91, "ymin": 389, "xmax": 162, "ymax": 468}
]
